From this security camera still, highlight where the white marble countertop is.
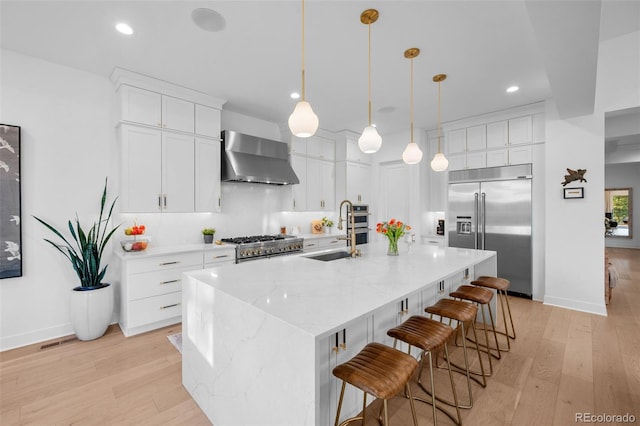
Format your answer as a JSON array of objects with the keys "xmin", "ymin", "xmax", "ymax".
[
  {"xmin": 114, "ymin": 241, "xmax": 235, "ymax": 260},
  {"xmin": 185, "ymin": 242, "xmax": 495, "ymax": 339}
]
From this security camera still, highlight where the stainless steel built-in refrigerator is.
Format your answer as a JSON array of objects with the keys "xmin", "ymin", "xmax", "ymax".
[{"xmin": 447, "ymin": 164, "xmax": 532, "ymax": 298}]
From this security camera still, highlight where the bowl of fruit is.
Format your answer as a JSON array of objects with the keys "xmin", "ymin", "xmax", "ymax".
[{"xmin": 121, "ymin": 224, "xmax": 149, "ymax": 252}]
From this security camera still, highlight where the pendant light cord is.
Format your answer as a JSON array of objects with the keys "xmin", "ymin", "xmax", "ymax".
[
  {"xmin": 410, "ymin": 57, "xmax": 414, "ymax": 144},
  {"xmin": 367, "ymin": 21, "xmax": 372, "ymax": 126},
  {"xmin": 437, "ymin": 80, "xmax": 441, "ymax": 153},
  {"xmin": 301, "ymin": 0, "xmax": 306, "ymax": 101}
]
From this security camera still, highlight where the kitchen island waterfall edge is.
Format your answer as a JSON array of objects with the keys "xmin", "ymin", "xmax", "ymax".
[{"xmin": 182, "ymin": 242, "xmax": 496, "ymax": 426}]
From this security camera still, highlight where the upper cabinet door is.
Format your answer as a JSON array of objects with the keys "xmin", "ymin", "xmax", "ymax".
[
  {"xmin": 162, "ymin": 95, "xmax": 195, "ymax": 133},
  {"xmin": 195, "ymin": 138, "xmax": 221, "ymax": 212},
  {"xmin": 447, "ymin": 128, "xmax": 466, "ymax": 154},
  {"xmin": 162, "ymin": 132, "xmax": 195, "ymax": 212},
  {"xmin": 195, "ymin": 105, "xmax": 221, "ymax": 139},
  {"xmin": 465, "ymin": 125, "xmax": 486, "ymax": 151},
  {"xmin": 486, "ymin": 120, "xmax": 508, "ymax": 148},
  {"xmin": 120, "ymin": 85, "xmax": 162, "ymax": 128},
  {"xmin": 508, "ymin": 116, "xmax": 533, "ymax": 145}
]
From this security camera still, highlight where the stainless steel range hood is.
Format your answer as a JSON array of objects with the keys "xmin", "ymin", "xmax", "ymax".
[{"xmin": 221, "ymin": 130, "xmax": 299, "ymax": 185}]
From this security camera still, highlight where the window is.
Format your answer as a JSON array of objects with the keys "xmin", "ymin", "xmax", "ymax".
[{"xmin": 605, "ymin": 188, "xmax": 632, "ymax": 238}]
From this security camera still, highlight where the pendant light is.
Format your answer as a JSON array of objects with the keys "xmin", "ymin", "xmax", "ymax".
[
  {"xmin": 430, "ymin": 74, "xmax": 449, "ymax": 171},
  {"xmin": 357, "ymin": 9, "xmax": 382, "ymax": 154},
  {"xmin": 288, "ymin": 0, "xmax": 319, "ymax": 138},
  {"xmin": 402, "ymin": 48, "xmax": 423, "ymax": 165}
]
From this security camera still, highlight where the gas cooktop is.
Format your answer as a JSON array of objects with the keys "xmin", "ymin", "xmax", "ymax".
[
  {"xmin": 220, "ymin": 234, "xmax": 304, "ymax": 263},
  {"xmin": 221, "ymin": 235, "xmax": 288, "ymax": 245}
]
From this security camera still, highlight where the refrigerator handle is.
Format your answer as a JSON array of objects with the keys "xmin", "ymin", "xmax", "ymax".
[
  {"xmin": 474, "ymin": 192, "xmax": 479, "ymax": 249},
  {"xmin": 481, "ymin": 192, "xmax": 486, "ymax": 250}
]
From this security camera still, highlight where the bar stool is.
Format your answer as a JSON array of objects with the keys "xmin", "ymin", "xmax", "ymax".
[
  {"xmin": 332, "ymin": 342, "xmax": 419, "ymax": 426},
  {"xmin": 387, "ymin": 315, "xmax": 461, "ymax": 426},
  {"xmin": 450, "ymin": 285, "xmax": 502, "ymax": 365},
  {"xmin": 472, "ymin": 275, "xmax": 516, "ymax": 352},
  {"xmin": 425, "ymin": 298, "xmax": 487, "ymax": 409}
]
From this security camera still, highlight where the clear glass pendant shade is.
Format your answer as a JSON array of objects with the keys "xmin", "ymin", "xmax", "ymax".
[
  {"xmin": 430, "ymin": 152, "xmax": 449, "ymax": 171},
  {"xmin": 288, "ymin": 101, "xmax": 319, "ymax": 138},
  {"xmin": 402, "ymin": 142, "xmax": 423, "ymax": 164},
  {"xmin": 358, "ymin": 125, "xmax": 382, "ymax": 153}
]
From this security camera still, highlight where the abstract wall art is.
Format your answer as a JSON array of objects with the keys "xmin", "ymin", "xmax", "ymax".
[{"xmin": 0, "ymin": 124, "xmax": 22, "ymax": 279}]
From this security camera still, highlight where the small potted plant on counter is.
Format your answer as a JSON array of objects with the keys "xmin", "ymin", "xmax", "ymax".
[
  {"xmin": 202, "ymin": 228, "xmax": 216, "ymax": 244},
  {"xmin": 322, "ymin": 217, "xmax": 334, "ymax": 234}
]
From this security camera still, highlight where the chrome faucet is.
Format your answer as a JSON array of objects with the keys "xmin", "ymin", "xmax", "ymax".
[{"xmin": 337, "ymin": 199, "xmax": 360, "ymax": 257}]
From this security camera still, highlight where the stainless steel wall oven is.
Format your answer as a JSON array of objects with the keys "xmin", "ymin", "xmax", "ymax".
[{"xmin": 347, "ymin": 204, "xmax": 370, "ymax": 246}]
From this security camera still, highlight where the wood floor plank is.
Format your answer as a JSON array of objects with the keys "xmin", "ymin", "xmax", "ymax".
[{"xmin": 1, "ymin": 248, "xmax": 639, "ymax": 425}]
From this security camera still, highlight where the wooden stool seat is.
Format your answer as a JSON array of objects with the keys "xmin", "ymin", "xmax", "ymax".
[
  {"xmin": 426, "ymin": 299, "xmax": 487, "ymax": 409},
  {"xmin": 332, "ymin": 342, "xmax": 418, "ymax": 400},
  {"xmin": 332, "ymin": 342, "xmax": 419, "ymax": 426},
  {"xmin": 387, "ymin": 316, "xmax": 461, "ymax": 425},
  {"xmin": 450, "ymin": 285, "xmax": 493, "ymax": 305},
  {"xmin": 472, "ymin": 275, "xmax": 516, "ymax": 349},
  {"xmin": 472, "ymin": 276, "xmax": 509, "ymax": 291}
]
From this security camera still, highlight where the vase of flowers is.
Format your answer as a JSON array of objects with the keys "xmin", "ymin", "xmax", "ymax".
[{"xmin": 376, "ymin": 218, "xmax": 411, "ymax": 256}]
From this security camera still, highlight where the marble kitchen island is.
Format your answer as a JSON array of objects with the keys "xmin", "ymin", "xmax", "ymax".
[{"xmin": 182, "ymin": 242, "xmax": 496, "ymax": 426}]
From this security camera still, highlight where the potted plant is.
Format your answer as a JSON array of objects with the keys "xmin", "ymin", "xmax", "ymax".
[
  {"xmin": 33, "ymin": 178, "xmax": 119, "ymax": 341},
  {"xmin": 322, "ymin": 217, "xmax": 334, "ymax": 234},
  {"xmin": 202, "ymin": 228, "xmax": 216, "ymax": 244}
]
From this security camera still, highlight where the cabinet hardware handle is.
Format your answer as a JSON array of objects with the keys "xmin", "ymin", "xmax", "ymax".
[
  {"xmin": 157, "ymin": 123, "xmax": 162, "ymax": 127},
  {"xmin": 160, "ymin": 303, "xmax": 180, "ymax": 310},
  {"xmin": 332, "ymin": 332, "xmax": 340, "ymax": 353},
  {"xmin": 163, "ymin": 194, "xmax": 167, "ymax": 208},
  {"xmin": 340, "ymin": 329, "xmax": 347, "ymax": 350},
  {"xmin": 158, "ymin": 195, "xmax": 162, "ymax": 209},
  {"xmin": 160, "ymin": 279, "xmax": 180, "ymax": 285},
  {"xmin": 213, "ymin": 255, "xmax": 230, "ymax": 259},
  {"xmin": 293, "ymin": 199, "xmax": 296, "ymax": 209},
  {"xmin": 159, "ymin": 261, "xmax": 180, "ymax": 266},
  {"xmin": 218, "ymin": 197, "xmax": 221, "ymax": 207}
]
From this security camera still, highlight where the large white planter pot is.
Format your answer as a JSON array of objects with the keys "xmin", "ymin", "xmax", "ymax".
[{"xmin": 69, "ymin": 283, "xmax": 114, "ymax": 341}]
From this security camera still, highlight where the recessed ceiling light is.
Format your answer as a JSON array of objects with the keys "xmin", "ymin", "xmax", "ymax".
[
  {"xmin": 506, "ymin": 86, "xmax": 519, "ymax": 93},
  {"xmin": 115, "ymin": 23, "xmax": 134, "ymax": 35},
  {"xmin": 290, "ymin": 92, "xmax": 300, "ymax": 99},
  {"xmin": 192, "ymin": 8, "xmax": 226, "ymax": 32}
]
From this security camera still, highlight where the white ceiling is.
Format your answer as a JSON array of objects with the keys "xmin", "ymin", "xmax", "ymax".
[{"xmin": 1, "ymin": 0, "xmax": 639, "ymax": 138}]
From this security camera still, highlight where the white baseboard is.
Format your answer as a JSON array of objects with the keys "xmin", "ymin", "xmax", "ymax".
[{"xmin": 543, "ymin": 294, "xmax": 607, "ymax": 316}]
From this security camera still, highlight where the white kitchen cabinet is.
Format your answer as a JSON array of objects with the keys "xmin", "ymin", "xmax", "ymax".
[
  {"xmin": 290, "ymin": 154, "xmax": 307, "ymax": 211},
  {"xmin": 195, "ymin": 104, "xmax": 221, "ymax": 139},
  {"xmin": 118, "ymin": 85, "xmax": 196, "ymax": 133},
  {"xmin": 345, "ymin": 137, "xmax": 372, "ymax": 164},
  {"xmin": 303, "ymin": 236, "xmax": 343, "ymax": 252},
  {"xmin": 486, "ymin": 145, "xmax": 532, "ymax": 167},
  {"xmin": 119, "ymin": 124, "xmax": 194, "ymax": 213},
  {"xmin": 466, "ymin": 125, "xmax": 487, "ymax": 151},
  {"xmin": 306, "ymin": 135, "xmax": 335, "ymax": 160},
  {"xmin": 447, "ymin": 151, "xmax": 486, "ymax": 171},
  {"xmin": 448, "ymin": 154, "xmax": 467, "ymax": 171},
  {"xmin": 486, "ymin": 120, "xmax": 509, "ymax": 148},
  {"xmin": 307, "ymin": 158, "xmax": 335, "ymax": 210},
  {"xmin": 319, "ymin": 317, "xmax": 370, "ymax": 426},
  {"xmin": 446, "ymin": 128, "xmax": 466, "ymax": 154},
  {"xmin": 291, "ymin": 136, "xmax": 307, "ymax": 155},
  {"xmin": 119, "ymin": 251, "xmax": 203, "ymax": 337},
  {"xmin": 119, "ymin": 85, "xmax": 161, "ymax": 127},
  {"xmin": 195, "ymin": 138, "xmax": 221, "ymax": 212},
  {"xmin": 508, "ymin": 115, "xmax": 532, "ymax": 145},
  {"xmin": 203, "ymin": 248, "xmax": 236, "ymax": 267},
  {"xmin": 345, "ymin": 162, "xmax": 371, "ymax": 204},
  {"xmin": 426, "ymin": 136, "xmax": 446, "ymax": 211},
  {"xmin": 532, "ymin": 112, "xmax": 545, "ymax": 143}
]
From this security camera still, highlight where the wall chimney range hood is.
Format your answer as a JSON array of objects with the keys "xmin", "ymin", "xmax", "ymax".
[{"xmin": 221, "ymin": 130, "xmax": 299, "ymax": 185}]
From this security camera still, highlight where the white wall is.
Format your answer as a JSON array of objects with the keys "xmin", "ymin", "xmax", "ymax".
[
  {"xmin": 605, "ymin": 162, "xmax": 640, "ymax": 249},
  {"xmin": 0, "ymin": 50, "xmax": 312, "ymax": 350},
  {"xmin": 543, "ymin": 30, "xmax": 640, "ymax": 315},
  {"xmin": 0, "ymin": 50, "xmax": 117, "ymax": 349}
]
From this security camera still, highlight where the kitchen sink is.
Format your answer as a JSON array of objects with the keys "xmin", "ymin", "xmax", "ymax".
[{"xmin": 304, "ymin": 251, "xmax": 353, "ymax": 261}]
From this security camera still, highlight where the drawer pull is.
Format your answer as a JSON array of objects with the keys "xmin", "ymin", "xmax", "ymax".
[
  {"xmin": 160, "ymin": 279, "xmax": 180, "ymax": 285},
  {"xmin": 212, "ymin": 254, "xmax": 230, "ymax": 259},
  {"xmin": 160, "ymin": 303, "xmax": 180, "ymax": 310},
  {"xmin": 159, "ymin": 261, "xmax": 180, "ymax": 266}
]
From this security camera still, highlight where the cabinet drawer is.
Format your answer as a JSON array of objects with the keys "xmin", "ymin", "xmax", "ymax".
[
  {"xmin": 127, "ymin": 268, "xmax": 186, "ymax": 301},
  {"xmin": 204, "ymin": 249, "xmax": 235, "ymax": 266},
  {"xmin": 128, "ymin": 292, "xmax": 182, "ymax": 328},
  {"xmin": 127, "ymin": 252, "xmax": 202, "ymax": 274}
]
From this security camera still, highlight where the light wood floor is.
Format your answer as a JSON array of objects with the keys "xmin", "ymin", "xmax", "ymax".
[{"xmin": 1, "ymin": 248, "xmax": 638, "ymax": 425}]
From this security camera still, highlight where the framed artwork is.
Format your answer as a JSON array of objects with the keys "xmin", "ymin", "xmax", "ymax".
[
  {"xmin": 563, "ymin": 187, "xmax": 584, "ymax": 199},
  {"xmin": 0, "ymin": 124, "xmax": 22, "ymax": 279}
]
